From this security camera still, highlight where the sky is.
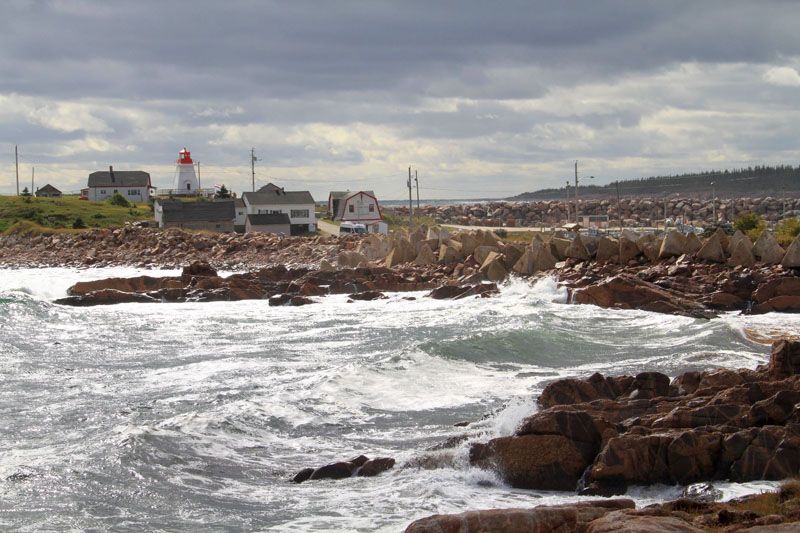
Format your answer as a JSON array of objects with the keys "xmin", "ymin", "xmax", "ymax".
[{"xmin": 1, "ymin": 0, "xmax": 799, "ymax": 200}]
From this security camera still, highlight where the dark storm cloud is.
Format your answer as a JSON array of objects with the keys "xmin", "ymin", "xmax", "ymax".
[{"xmin": 1, "ymin": 0, "xmax": 799, "ymax": 197}]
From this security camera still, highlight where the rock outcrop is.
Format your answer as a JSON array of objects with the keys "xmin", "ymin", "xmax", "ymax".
[{"xmin": 468, "ymin": 340, "xmax": 800, "ymax": 498}]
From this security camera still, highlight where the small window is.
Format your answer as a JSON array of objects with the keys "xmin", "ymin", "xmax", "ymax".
[
  {"xmin": 187, "ymin": 183, "xmax": 191, "ymax": 191},
  {"xmin": 128, "ymin": 189, "xmax": 139, "ymax": 196},
  {"xmin": 100, "ymin": 189, "xmax": 106, "ymax": 194},
  {"xmin": 113, "ymin": 189, "xmax": 118, "ymax": 194},
  {"xmin": 348, "ymin": 204, "xmax": 354, "ymax": 213},
  {"xmin": 368, "ymin": 204, "xmax": 374, "ymax": 212}
]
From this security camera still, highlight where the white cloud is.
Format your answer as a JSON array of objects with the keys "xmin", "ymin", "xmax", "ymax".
[{"xmin": 763, "ymin": 66, "xmax": 800, "ymax": 87}]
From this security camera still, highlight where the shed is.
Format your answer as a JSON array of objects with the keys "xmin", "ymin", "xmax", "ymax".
[
  {"xmin": 245, "ymin": 213, "xmax": 291, "ymax": 235},
  {"xmin": 155, "ymin": 200, "xmax": 235, "ymax": 232}
]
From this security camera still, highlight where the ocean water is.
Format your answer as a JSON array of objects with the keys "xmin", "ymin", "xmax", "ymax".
[{"xmin": 1, "ymin": 267, "xmax": 797, "ymax": 531}]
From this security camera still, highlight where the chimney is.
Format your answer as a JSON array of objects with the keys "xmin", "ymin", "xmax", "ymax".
[{"xmin": 109, "ymin": 165, "xmax": 115, "ymax": 183}]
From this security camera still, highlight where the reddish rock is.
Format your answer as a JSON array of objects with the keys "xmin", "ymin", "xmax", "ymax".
[
  {"xmin": 469, "ymin": 434, "xmax": 591, "ymax": 491},
  {"xmin": 405, "ymin": 499, "xmax": 636, "ymax": 533}
]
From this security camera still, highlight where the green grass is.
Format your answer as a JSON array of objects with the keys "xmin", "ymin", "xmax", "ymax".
[
  {"xmin": 382, "ymin": 212, "xmax": 437, "ymax": 231},
  {"xmin": 0, "ymin": 195, "xmax": 152, "ymax": 234}
]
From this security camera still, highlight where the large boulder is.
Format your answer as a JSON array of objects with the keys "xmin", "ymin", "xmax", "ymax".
[
  {"xmin": 618, "ymin": 236, "xmax": 641, "ymax": 263},
  {"xmin": 469, "ymin": 434, "xmax": 592, "ymax": 490},
  {"xmin": 413, "ymin": 244, "xmax": 436, "ymax": 265},
  {"xmin": 754, "ymin": 231, "xmax": 785, "ymax": 264},
  {"xmin": 769, "ymin": 339, "xmax": 800, "ymax": 379},
  {"xmin": 473, "ymin": 245, "xmax": 499, "ymax": 265},
  {"xmin": 479, "ymin": 251, "xmax": 508, "ymax": 282},
  {"xmin": 512, "ymin": 248, "xmax": 536, "ymax": 275},
  {"xmin": 550, "ymin": 237, "xmax": 571, "ymax": 260},
  {"xmin": 782, "ymin": 235, "xmax": 800, "ymax": 268},
  {"xmin": 728, "ymin": 239, "xmax": 756, "ymax": 268},
  {"xmin": 683, "ymin": 232, "xmax": 703, "ymax": 255},
  {"xmin": 585, "ymin": 511, "xmax": 702, "ymax": 533},
  {"xmin": 532, "ymin": 239, "xmax": 558, "ymax": 271},
  {"xmin": 595, "ymin": 236, "xmax": 619, "ymax": 262},
  {"xmin": 659, "ymin": 230, "xmax": 687, "ymax": 259},
  {"xmin": 572, "ymin": 274, "xmax": 714, "ymax": 318},
  {"xmin": 405, "ymin": 500, "xmax": 636, "ymax": 533},
  {"xmin": 565, "ymin": 234, "xmax": 591, "ymax": 261},
  {"xmin": 696, "ymin": 232, "xmax": 727, "ymax": 263},
  {"xmin": 438, "ymin": 243, "xmax": 462, "ymax": 264}
]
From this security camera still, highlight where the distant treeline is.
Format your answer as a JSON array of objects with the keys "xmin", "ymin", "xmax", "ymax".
[{"xmin": 510, "ymin": 164, "xmax": 800, "ymax": 200}]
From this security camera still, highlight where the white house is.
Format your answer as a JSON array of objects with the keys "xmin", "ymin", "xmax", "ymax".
[
  {"xmin": 328, "ymin": 190, "xmax": 387, "ymax": 234},
  {"xmin": 233, "ymin": 198, "xmax": 247, "ymax": 231},
  {"xmin": 83, "ymin": 166, "xmax": 151, "ymax": 203},
  {"xmin": 241, "ymin": 183, "xmax": 316, "ymax": 235}
]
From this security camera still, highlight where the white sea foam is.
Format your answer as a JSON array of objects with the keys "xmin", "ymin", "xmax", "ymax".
[{"xmin": 0, "ymin": 267, "xmax": 792, "ymax": 531}]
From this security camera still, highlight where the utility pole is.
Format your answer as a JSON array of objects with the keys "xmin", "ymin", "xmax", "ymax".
[
  {"xmin": 414, "ymin": 170, "xmax": 419, "ymax": 210},
  {"xmin": 565, "ymin": 180, "xmax": 570, "ymax": 224},
  {"xmin": 711, "ymin": 181, "xmax": 716, "ymax": 223},
  {"xmin": 616, "ymin": 180, "xmax": 623, "ymax": 261},
  {"xmin": 574, "ymin": 160, "xmax": 579, "ymax": 224},
  {"xmin": 250, "ymin": 148, "xmax": 259, "ymax": 192},
  {"xmin": 407, "ymin": 166, "xmax": 413, "ymax": 227},
  {"xmin": 31, "ymin": 166, "xmax": 34, "ymax": 194},
  {"xmin": 663, "ymin": 194, "xmax": 668, "ymax": 231},
  {"xmin": 15, "ymin": 145, "xmax": 19, "ymax": 196}
]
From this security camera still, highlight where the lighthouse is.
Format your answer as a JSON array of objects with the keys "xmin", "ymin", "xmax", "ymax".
[{"xmin": 172, "ymin": 147, "xmax": 199, "ymax": 193}]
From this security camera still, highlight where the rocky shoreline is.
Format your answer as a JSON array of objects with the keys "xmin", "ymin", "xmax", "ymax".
[
  {"xmin": 400, "ymin": 340, "xmax": 800, "ymax": 532},
  {"xmin": 14, "ymin": 223, "xmax": 797, "ymax": 316},
  {"xmin": 286, "ymin": 340, "xmax": 800, "ymax": 531}
]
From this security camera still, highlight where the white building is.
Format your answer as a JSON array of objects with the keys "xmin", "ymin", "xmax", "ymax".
[
  {"xmin": 83, "ymin": 167, "xmax": 151, "ymax": 203},
  {"xmin": 172, "ymin": 147, "xmax": 199, "ymax": 193},
  {"xmin": 241, "ymin": 183, "xmax": 316, "ymax": 234},
  {"xmin": 328, "ymin": 190, "xmax": 387, "ymax": 234}
]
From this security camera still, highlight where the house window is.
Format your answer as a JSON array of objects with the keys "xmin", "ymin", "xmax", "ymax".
[
  {"xmin": 187, "ymin": 183, "xmax": 191, "ymax": 191},
  {"xmin": 349, "ymin": 204, "xmax": 354, "ymax": 213},
  {"xmin": 368, "ymin": 204, "xmax": 374, "ymax": 212},
  {"xmin": 127, "ymin": 189, "xmax": 139, "ymax": 196},
  {"xmin": 99, "ymin": 189, "xmax": 106, "ymax": 194},
  {"xmin": 290, "ymin": 209, "xmax": 309, "ymax": 218},
  {"xmin": 113, "ymin": 189, "xmax": 118, "ymax": 194}
]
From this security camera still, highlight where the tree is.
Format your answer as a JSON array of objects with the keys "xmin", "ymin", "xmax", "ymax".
[
  {"xmin": 20, "ymin": 187, "xmax": 31, "ymax": 197},
  {"xmin": 215, "ymin": 184, "xmax": 231, "ymax": 199},
  {"xmin": 734, "ymin": 212, "xmax": 766, "ymax": 241},
  {"xmin": 107, "ymin": 193, "xmax": 130, "ymax": 207},
  {"xmin": 776, "ymin": 218, "xmax": 800, "ymax": 247},
  {"xmin": 72, "ymin": 217, "xmax": 86, "ymax": 229}
]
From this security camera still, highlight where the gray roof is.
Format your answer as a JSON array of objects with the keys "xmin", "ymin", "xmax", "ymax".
[
  {"xmin": 246, "ymin": 213, "xmax": 291, "ymax": 226},
  {"xmin": 88, "ymin": 170, "xmax": 150, "ymax": 188},
  {"xmin": 233, "ymin": 198, "xmax": 245, "ymax": 208},
  {"xmin": 242, "ymin": 189, "xmax": 314, "ymax": 206},
  {"xmin": 159, "ymin": 200, "xmax": 235, "ymax": 223},
  {"xmin": 36, "ymin": 184, "xmax": 61, "ymax": 194},
  {"xmin": 257, "ymin": 182, "xmax": 283, "ymax": 193}
]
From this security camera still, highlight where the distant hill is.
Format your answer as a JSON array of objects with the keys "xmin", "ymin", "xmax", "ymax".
[{"xmin": 509, "ymin": 165, "xmax": 800, "ymax": 201}]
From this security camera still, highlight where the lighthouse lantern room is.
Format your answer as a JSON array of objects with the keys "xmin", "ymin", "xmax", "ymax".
[{"xmin": 172, "ymin": 147, "xmax": 199, "ymax": 193}]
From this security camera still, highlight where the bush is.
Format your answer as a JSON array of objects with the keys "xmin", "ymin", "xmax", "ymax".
[
  {"xmin": 776, "ymin": 218, "xmax": 800, "ymax": 247},
  {"xmin": 734, "ymin": 213, "xmax": 765, "ymax": 241},
  {"xmin": 494, "ymin": 228, "xmax": 508, "ymax": 238},
  {"xmin": 72, "ymin": 217, "xmax": 86, "ymax": 229},
  {"xmin": 107, "ymin": 193, "xmax": 130, "ymax": 207}
]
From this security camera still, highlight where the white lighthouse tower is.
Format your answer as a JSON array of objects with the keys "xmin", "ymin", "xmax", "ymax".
[{"xmin": 172, "ymin": 147, "xmax": 199, "ymax": 193}]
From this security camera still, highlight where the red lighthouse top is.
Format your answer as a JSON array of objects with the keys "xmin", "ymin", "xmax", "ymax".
[{"xmin": 177, "ymin": 147, "xmax": 193, "ymax": 164}]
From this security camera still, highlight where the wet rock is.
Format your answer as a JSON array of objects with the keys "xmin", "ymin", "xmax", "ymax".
[
  {"xmin": 469, "ymin": 434, "xmax": 592, "ymax": 491},
  {"xmin": 572, "ymin": 274, "xmax": 714, "ymax": 319},
  {"xmin": 585, "ymin": 510, "xmax": 702, "ymax": 532},
  {"xmin": 404, "ymin": 499, "xmax": 636, "ymax": 533},
  {"xmin": 356, "ymin": 457, "xmax": 395, "ymax": 477},
  {"xmin": 348, "ymin": 290, "xmax": 386, "ymax": 301}
]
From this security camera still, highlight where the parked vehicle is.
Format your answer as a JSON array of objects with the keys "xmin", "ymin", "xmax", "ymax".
[{"xmin": 340, "ymin": 222, "xmax": 367, "ymax": 234}]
